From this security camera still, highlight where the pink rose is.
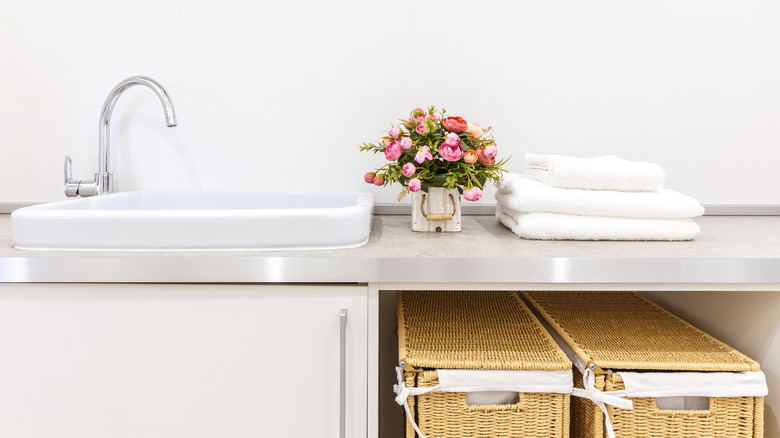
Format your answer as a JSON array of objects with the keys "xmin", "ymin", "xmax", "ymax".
[
  {"xmin": 443, "ymin": 132, "xmax": 461, "ymax": 147},
  {"xmin": 484, "ymin": 144, "xmax": 497, "ymax": 159},
  {"xmin": 417, "ymin": 116, "xmax": 427, "ymax": 125},
  {"xmin": 373, "ymin": 175, "xmax": 384, "ymax": 186},
  {"xmin": 466, "ymin": 123, "xmax": 484, "ymax": 139},
  {"xmin": 363, "ymin": 172, "xmax": 375, "ymax": 184},
  {"xmin": 415, "ymin": 146, "xmax": 433, "ymax": 163},
  {"xmin": 408, "ymin": 178, "xmax": 421, "ymax": 192},
  {"xmin": 442, "ymin": 116, "xmax": 468, "ymax": 133},
  {"xmin": 384, "ymin": 141, "xmax": 402, "ymax": 161},
  {"xmin": 438, "ymin": 134, "xmax": 463, "ymax": 162},
  {"xmin": 476, "ymin": 148, "xmax": 495, "ymax": 166},
  {"xmin": 402, "ymin": 163, "xmax": 416, "ymax": 177},
  {"xmin": 416, "ymin": 123, "xmax": 428, "ymax": 135},
  {"xmin": 438, "ymin": 144, "xmax": 463, "ymax": 162},
  {"xmin": 389, "ymin": 126, "xmax": 401, "ymax": 140},
  {"xmin": 463, "ymin": 149, "xmax": 478, "ymax": 164},
  {"xmin": 463, "ymin": 187, "xmax": 482, "ymax": 201},
  {"xmin": 399, "ymin": 137, "xmax": 412, "ymax": 150},
  {"xmin": 411, "ymin": 108, "xmax": 425, "ymax": 118}
]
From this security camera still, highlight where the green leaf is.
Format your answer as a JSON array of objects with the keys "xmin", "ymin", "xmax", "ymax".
[{"xmin": 430, "ymin": 173, "xmax": 447, "ymax": 187}]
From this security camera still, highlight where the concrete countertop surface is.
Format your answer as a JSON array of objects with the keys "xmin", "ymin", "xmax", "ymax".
[{"xmin": 1, "ymin": 214, "xmax": 779, "ymax": 285}]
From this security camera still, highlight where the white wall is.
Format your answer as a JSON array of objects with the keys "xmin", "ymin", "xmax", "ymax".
[
  {"xmin": 642, "ymin": 291, "xmax": 780, "ymax": 438},
  {"xmin": 1, "ymin": 0, "xmax": 779, "ymax": 205}
]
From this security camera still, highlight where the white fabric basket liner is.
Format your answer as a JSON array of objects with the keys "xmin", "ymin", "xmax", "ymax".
[
  {"xmin": 619, "ymin": 371, "xmax": 768, "ymax": 398},
  {"xmin": 435, "ymin": 368, "xmax": 573, "ymax": 394}
]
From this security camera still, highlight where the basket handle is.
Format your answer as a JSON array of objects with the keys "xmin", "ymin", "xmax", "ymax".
[
  {"xmin": 652, "ymin": 397, "xmax": 711, "ymax": 417},
  {"xmin": 464, "ymin": 392, "xmax": 526, "ymax": 412}
]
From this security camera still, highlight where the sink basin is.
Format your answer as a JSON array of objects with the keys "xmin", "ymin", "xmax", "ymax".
[{"xmin": 11, "ymin": 191, "xmax": 374, "ymax": 251}]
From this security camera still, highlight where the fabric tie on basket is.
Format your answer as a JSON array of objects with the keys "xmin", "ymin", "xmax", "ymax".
[
  {"xmin": 571, "ymin": 367, "xmax": 633, "ymax": 438},
  {"xmin": 495, "ymin": 154, "xmax": 704, "ymax": 241},
  {"xmin": 394, "ymin": 366, "xmax": 573, "ymax": 438},
  {"xmin": 525, "ymin": 153, "xmax": 665, "ymax": 192},
  {"xmin": 538, "ymin": 312, "xmax": 634, "ymax": 438}
]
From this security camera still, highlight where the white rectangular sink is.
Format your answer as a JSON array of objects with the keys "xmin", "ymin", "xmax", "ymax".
[{"xmin": 11, "ymin": 191, "xmax": 374, "ymax": 251}]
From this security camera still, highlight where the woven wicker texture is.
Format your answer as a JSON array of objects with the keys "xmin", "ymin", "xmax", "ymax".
[
  {"xmin": 398, "ymin": 290, "xmax": 570, "ymax": 370},
  {"xmin": 570, "ymin": 367, "xmax": 764, "ymax": 438},
  {"xmin": 523, "ymin": 291, "xmax": 759, "ymax": 372},
  {"xmin": 605, "ymin": 373, "xmax": 763, "ymax": 438},
  {"xmin": 406, "ymin": 371, "xmax": 570, "ymax": 438},
  {"xmin": 527, "ymin": 291, "xmax": 763, "ymax": 438}
]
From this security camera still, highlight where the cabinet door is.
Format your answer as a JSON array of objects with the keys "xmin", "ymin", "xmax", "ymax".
[{"xmin": 0, "ymin": 284, "xmax": 367, "ymax": 438}]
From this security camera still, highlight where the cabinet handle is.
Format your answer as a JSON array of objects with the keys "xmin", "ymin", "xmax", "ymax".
[{"xmin": 339, "ymin": 308, "xmax": 348, "ymax": 438}]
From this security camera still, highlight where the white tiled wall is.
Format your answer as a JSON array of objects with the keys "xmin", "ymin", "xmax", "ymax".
[{"xmin": 1, "ymin": 0, "xmax": 779, "ymax": 205}]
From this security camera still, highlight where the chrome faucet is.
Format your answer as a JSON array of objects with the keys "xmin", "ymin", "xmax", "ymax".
[{"xmin": 64, "ymin": 76, "xmax": 177, "ymax": 197}]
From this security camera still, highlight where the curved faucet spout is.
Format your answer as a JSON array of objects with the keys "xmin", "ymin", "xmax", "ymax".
[
  {"xmin": 95, "ymin": 76, "xmax": 178, "ymax": 195},
  {"xmin": 64, "ymin": 76, "xmax": 178, "ymax": 197}
]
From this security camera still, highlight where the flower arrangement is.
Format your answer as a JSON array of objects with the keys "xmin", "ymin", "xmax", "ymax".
[{"xmin": 359, "ymin": 106, "xmax": 508, "ymax": 202}]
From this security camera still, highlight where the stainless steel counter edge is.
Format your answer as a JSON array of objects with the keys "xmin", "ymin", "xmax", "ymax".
[{"xmin": 2, "ymin": 256, "xmax": 780, "ymax": 284}]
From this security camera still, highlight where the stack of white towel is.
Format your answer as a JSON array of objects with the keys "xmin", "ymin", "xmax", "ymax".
[{"xmin": 496, "ymin": 154, "xmax": 705, "ymax": 241}]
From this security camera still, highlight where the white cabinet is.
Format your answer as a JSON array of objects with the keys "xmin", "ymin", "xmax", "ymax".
[{"xmin": 0, "ymin": 284, "xmax": 368, "ymax": 438}]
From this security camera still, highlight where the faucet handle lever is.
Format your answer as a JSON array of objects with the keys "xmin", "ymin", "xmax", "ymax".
[
  {"xmin": 64, "ymin": 156, "xmax": 73, "ymax": 184},
  {"xmin": 64, "ymin": 156, "xmax": 100, "ymax": 197},
  {"xmin": 64, "ymin": 156, "xmax": 81, "ymax": 197}
]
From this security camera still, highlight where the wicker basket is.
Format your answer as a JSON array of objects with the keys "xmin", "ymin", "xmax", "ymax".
[
  {"xmin": 397, "ymin": 290, "xmax": 572, "ymax": 438},
  {"xmin": 522, "ymin": 291, "xmax": 765, "ymax": 438}
]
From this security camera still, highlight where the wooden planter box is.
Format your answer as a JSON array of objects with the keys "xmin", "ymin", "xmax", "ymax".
[{"xmin": 411, "ymin": 187, "xmax": 461, "ymax": 232}]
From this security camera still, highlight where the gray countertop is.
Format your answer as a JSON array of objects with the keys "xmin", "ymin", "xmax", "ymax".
[{"xmin": 1, "ymin": 214, "xmax": 779, "ymax": 285}]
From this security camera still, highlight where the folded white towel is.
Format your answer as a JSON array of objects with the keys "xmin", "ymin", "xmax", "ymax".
[
  {"xmin": 525, "ymin": 153, "xmax": 666, "ymax": 192},
  {"xmin": 496, "ymin": 174, "xmax": 704, "ymax": 219},
  {"xmin": 496, "ymin": 206, "xmax": 700, "ymax": 241}
]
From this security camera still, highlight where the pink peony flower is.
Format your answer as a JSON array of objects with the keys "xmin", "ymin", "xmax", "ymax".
[
  {"xmin": 408, "ymin": 178, "xmax": 421, "ymax": 192},
  {"xmin": 438, "ymin": 135, "xmax": 463, "ymax": 162},
  {"xmin": 417, "ymin": 116, "xmax": 427, "ymax": 125},
  {"xmin": 373, "ymin": 175, "xmax": 384, "ymax": 186},
  {"xmin": 484, "ymin": 144, "xmax": 497, "ymax": 159},
  {"xmin": 402, "ymin": 162, "xmax": 416, "ymax": 177},
  {"xmin": 463, "ymin": 187, "xmax": 482, "ymax": 201},
  {"xmin": 463, "ymin": 149, "xmax": 478, "ymax": 164},
  {"xmin": 466, "ymin": 123, "xmax": 484, "ymax": 139},
  {"xmin": 416, "ymin": 123, "xmax": 428, "ymax": 135},
  {"xmin": 476, "ymin": 148, "xmax": 495, "ymax": 166},
  {"xmin": 381, "ymin": 138, "xmax": 392, "ymax": 148},
  {"xmin": 411, "ymin": 108, "xmax": 425, "ymax": 118},
  {"xmin": 389, "ymin": 126, "xmax": 401, "ymax": 140},
  {"xmin": 399, "ymin": 137, "xmax": 412, "ymax": 150},
  {"xmin": 363, "ymin": 172, "xmax": 375, "ymax": 184},
  {"xmin": 443, "ymin": 132, "xmax": 461, "ymax": 147},
  {"xmin": 415, "ymin": 146, "xmax": 433, "ymax": 163},
  {"xmin": 384, "ymin": 141, "xmax": 402, "ymax": 161},
  {"xmin": 442, "ymin": 116, "xmax": 468, "ymax": 133}
]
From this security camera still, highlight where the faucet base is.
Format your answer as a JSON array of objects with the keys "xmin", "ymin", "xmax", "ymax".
[{"xmin": 96, "ymin": 172, "xmax": 113, "ymax": 195}]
